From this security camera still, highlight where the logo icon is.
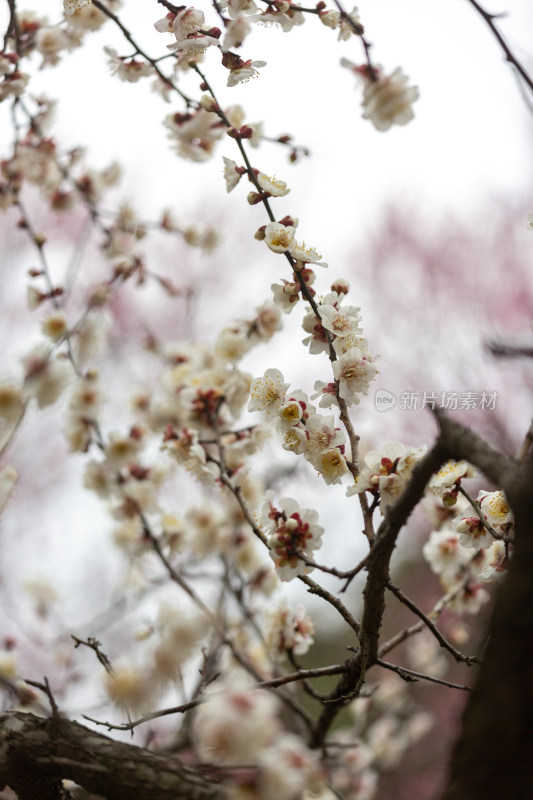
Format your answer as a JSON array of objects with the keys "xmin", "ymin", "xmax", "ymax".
[{"xmin": 375, "ymin": 389, "xmax": 396, "ymax": 412}]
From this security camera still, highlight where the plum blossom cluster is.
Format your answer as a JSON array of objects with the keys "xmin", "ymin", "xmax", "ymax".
[
  {"xmin": 193, "ymin": 674, "xmax": 323, "ymax": 800},
  {"xmin": 423, "ymin": 472, "xmax": 513, "ymax": 613},
  {"xmin": 249, "ymin": 368, "xmax": 351, "ymax": 485}
]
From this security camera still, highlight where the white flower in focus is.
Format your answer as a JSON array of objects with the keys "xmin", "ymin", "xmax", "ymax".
[
  {"xmin": 361, "ymin": 67, "xmax": 419, "ymax": 132},
  {"xmin": 333, "ymin": 346, "xmax": 378, "ymax": 404},
  {"xmin": 428, "ymin": 460, "xmax": 476, "ymax": 505},
  {"xmin": 348, "ymin": 441, "xmax": 426, "ymax": 512},
  {"xmin": 264, "ymin": 222, "xmax": 296, "ymax": 253},
  {"xmin": 257, "ymin": 172, "xmax": 290, "ymax": 197},
  {"xmin": 319, "ymin": 302, "xmax": 362, "ymax": 339},
  {"xmin": 478, "ymin": 489, "xmax": 513, "ymax": 531},
  {"xmin": 289, "ymin": 239, "xmax": 327, "ymax": 268},
  {"xmin": 313, "ymin": 447, "xmax": 349, "ymax": 485},
  {"xmin": 261, "ymin": 495, "xmax": 324, "ymax": 581},
  {"xmin": 248, "ymin": 368, "xmax": 288, "ymax": 416},
  {"xmin": 453, "ymin": 511, "xmax": 493, "ymax": 552},
  {"xmin": 271, "ymin": 280, "xmax": 300, "ymax": 313},
  {"xmin": 227, "ymin": 59, "xmax": 266, "ymax": 86},
  {"xmin": 193, "ymin": 678, "xmax": 280, "ymax": 764}
]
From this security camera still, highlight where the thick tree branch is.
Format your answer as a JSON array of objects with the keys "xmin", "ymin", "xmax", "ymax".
[{"xmin": 0, "ymin": 712, "xmax": 223, "ymax": 800}]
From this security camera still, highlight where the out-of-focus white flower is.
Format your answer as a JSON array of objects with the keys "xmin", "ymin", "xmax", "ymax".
[
  {"xmin": 264, "ymin": 597, "xmax": 314, "ymax": 659},
  {"xmin": 0, "ymin": 383, "xmax": 25, "ymax": 423},
  {"xmin": 338, "ymin": 7, "xmax": 363, "ymax": 40},
  {"xmin": 193, "ymin": 676, "xmax": 280, "ymax": 764},
  {"xmin": 104, "ymin": 47, "xmax": 153, "ymax": 82},
  {"xmin": 104, "ymin": 663, "xmax": 156, "ymax": 712},
  {"xmin": 152, "ymin": 604, "xmax": 208, "ymax": 681},
  {"xmin": 422, "ymin": 527, "xmax": 473, "ymax": 580},
  {"xmin": 222, "ymin": 15, "xmax": 254, "ymax": 50},
  {"xmin": 22, "ymin": 345, "xmax": 70, "ymax": 409},
  {"xmin": 248, "ymin": 368, "xmax": 288, "ymax": 416},
  {"xmin": 527, "ymin": 213, "xmax": 533, "ymax": 230},
  {"xmin": 361, "ymin": 66, "xmax": 419, "ymax": 132},
  {"xmin": 41, "ymin": 310, "xmax": 68, "ymax": 342},
  {"xmin": 258, "ymin": 734, "xmax": 320, "ymax": 800},
  {"xmin": 223, "ymin": 156, "xmax": 244, "ymax": 192},
  {"xmin": 478, "ymin": 540, "xmax": 508, "ymax": 583}
]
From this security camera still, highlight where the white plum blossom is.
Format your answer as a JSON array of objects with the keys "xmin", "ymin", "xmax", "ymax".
[
  {"xmin": 222, "ymin": 15, "xmax": 254, "ymax": 51},
  {"xmin": 348, "ymin": 441, "xmax": 427, "ymax": 512},
  {"xmin": 452, "ymin": 509, "xmax": 494, "ymax": 552},
  {"xmin": 478, "ymin": 540, "xmax": 508, "ymax": 583},
  {"xmin": 362, "ymin": 66, "xmax": 419, "ymax": 132},
  {"xmin": 257, "ymin": 172, "xmax": 290, "ymax": 197},
  {"xmin": 259, "ymin": 492, "xmax": 324, "ymax": 581},
  {"xmin": 248, "ymin": 368, "xmax": 288, "ymax": 416},
  {"xmin": 228, "ymin": 0, "xmax": 259, "ymax": 19},
  {"xmin": 104, "ymin": 47, "xmax": 153, "ymax": 82},
  {"xmin": 271, "ymin": 279, "xmax": 300, "ymax": 313},
  {"xmin": 223, "ymin": 156, "xmax": 243, "ymax": 192},
  {"xmin": 289, "ymin": 239, "xmax": 327, "ymax": 268},
  {"xmin": 422, "ymin": 527, "xmax": 474, "ymax": 582},
  {"xmin": 193, "ymin": 677, "xmax": 280, "ymax": 764},
  {"xmin": 258, "ymin": 734, "xmax": 320, "ymax": 800},
  {"xmin": 227, "ymin": 59, "xmax": 266, "ymax": 87},
  {"xmin": 338, "ymin": 7, "xmax": 363, "ymax": 40},
  {"xmin": 264, "ymin": 221, "xmax": 296, "ymax": 253},
  {"xmin": 264, "ymin": 597, "xmax": 314, "ymax": 659},
  {"xmin": 428, "ymin": 460, "xmax": 476, "ymax": 505},
  {"xmin": 478, "ymin": 489, "xmax": 513, "ymax": 531},
  {"xmin": 64, "ymin": 0, "xmax": 92, "ymax": 14},
  {"xmin": 319, "ymin": 302, "xmax": 362, "ymax": 339},
  {"xmin": 332, "ymin": 346, "xmax": 378, "ymax": 404},
  {"xmin": 342, "ymin": 60, "xmax": 419, "ymax": 132}
]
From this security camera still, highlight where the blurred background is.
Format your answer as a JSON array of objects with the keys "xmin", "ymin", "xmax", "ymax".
[{"xmin": 0, "ymin": 1, "xmax": 532, "ymax": 797}]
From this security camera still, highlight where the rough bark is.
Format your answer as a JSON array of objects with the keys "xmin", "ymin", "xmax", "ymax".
[{"xmin": 0, "ymin": 712, "xmax": 224, "ymax": 800}]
